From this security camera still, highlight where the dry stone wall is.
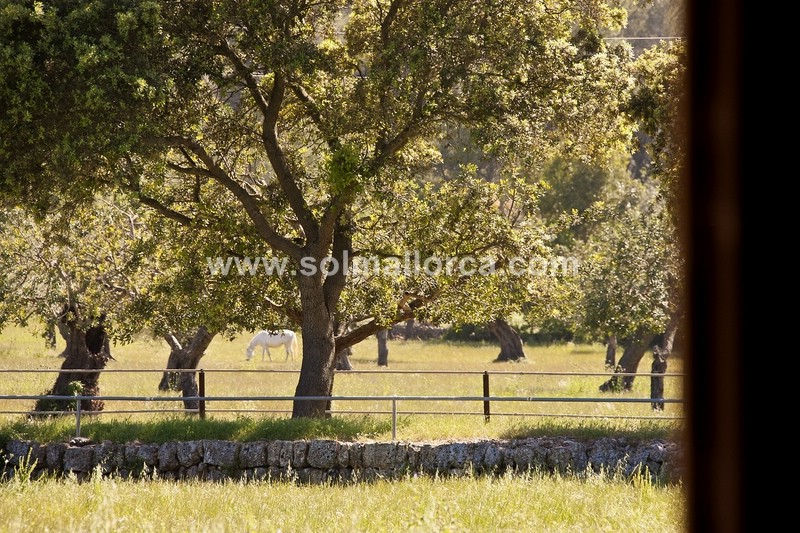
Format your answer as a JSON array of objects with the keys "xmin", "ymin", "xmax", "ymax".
[{"xmin": 2, "ymin": 437, "xmax": 682, "ymax": 483}]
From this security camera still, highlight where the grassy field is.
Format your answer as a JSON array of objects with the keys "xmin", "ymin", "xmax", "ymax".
[
  {"xmin": 0, "ymin": 325, "xmax": 683, "ymax": 442},
  {"xmin": 0, "ymin": 470, "xmax": 684, "ymax": 532},
  {"xmin": 0, "ymin": 326, "xmax": 685, "ymax": 532}
]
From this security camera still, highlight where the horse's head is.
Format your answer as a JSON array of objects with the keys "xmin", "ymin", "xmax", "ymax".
[{"xmin": 245, "ymin": 346, "xmax": 253, "ymax": 360}]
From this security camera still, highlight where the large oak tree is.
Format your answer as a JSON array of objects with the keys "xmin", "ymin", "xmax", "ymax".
[{"xmin": 1, "ymin": 0, "xmax": 632, "ymax": 416}]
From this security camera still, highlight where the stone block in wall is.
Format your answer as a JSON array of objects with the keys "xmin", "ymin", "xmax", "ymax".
[
  {"xmin": 268, "ymin": 466, "xmax": 286, "ymax": 480},
  {"xmin": 363, "ymin": 443, "xmax": 397, "ymax": 470},
  {"xmin": 431, "ymin": 444, "xmax": 451, "ymax": 471},
  {"xmin": 64, "ymin": 446, "xmax": 95, "ymax": 473},
  {"xmin": 546, "ymin": 441, "xmax": 586, "ymax": 473},
  {"xmin": 336, "ymin": 442, "xmax": 350, "ymax": 468},
  {"xmin": 203, "ymin": 440, "xmax": 239, "ymax": 469},
  {"xmin": 96, "ymin": 441, "xmax": 125, "ymax": 474},
  {"xmin": 45, "ymin": 443, "xmax": 68, "ymax": 471},
  {"xmin": 393, "ymin": 443, "xmax": 414, "ymax": 470},
  {"xmin": 418, "ymin": 444, "xmax": 436, "ymax": 473},
  {"xmin": 206, "ymin": 466, "xmax": 229, "ymax": 482},
  {"xmin": 307, "ymin": 440, "xmax": 338, "ymax": 469},
  {"xmin": 292, "ymin": 441, "xmax": 308, "ymax": 468},
  {"xmin": 348, "ymin": 443, "xmax": 363, "ymax": 469},
  {"xmin": 482, "ymin": 443, "xmax": 504, "ymax": 471},
  {"xmin": 159, "ymin": 470, "xmax": 177, "ymax": 481},
  {"xmin": 624, "ymin": 445, "xmax": 652, "ymax": 478},
  {"xmin": 587, "ymin": 438, "xmax": 625, "ymax": 473},
  {"xmin": 125, "ymin": 443, "xmax": 159, "ymax": 469},
  {"xmin": 239, "ymin": 441, "xmax": 268, "ymax": 469},
  {"xmin": 447, "ymin": 443, "xmax": 470, "ymax": 469},
  {"xmin": 267, "ymin": 440, "xmax": 284, "ymax": 467},
  {"xmin": 158, "ymin": 442, "xmax": 179, "ymax": 472},
  {"xmin": 177, "ymin": 441, "xmax": 204, "ymax": 467},
  {"xmin": 185, "ymin": 465, "xmax": 200, "ymax": 480},
  {"xmin": 5, "ymin": 440, "xmax": 44, "ymax": 467}
]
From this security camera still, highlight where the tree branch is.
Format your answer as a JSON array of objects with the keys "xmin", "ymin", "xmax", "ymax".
[
  {"xmin": 381, "ymin": 0, "xmax": 406, "ymax": 45},
  {"xmin": 260, "ymin": 75, "xmax": 320, "ymax": 244},
  {"xmin": 287, "ymin": 80, "xmax": 341, "ymax": 152},
  {"xmin": 335, "ymin": 309, "xmax": 413, "ymax": 353},
  {"xmin": 215, "ymin": 42, "xmax": 319, "ymax": 242},
  {"xmin": 164, "ymin": 333, "xmax": 183, "ymax": 352},
  {"xmin": 158, "ymin": 136, "xmax": 303, "ymax": 260},
  {"xmin": 135, "ymin": 193, "xmax": 195, "ymax": 227},
  {"xmin": 215, "ymin": 39, "xmax": 270, "ymax": 118}
]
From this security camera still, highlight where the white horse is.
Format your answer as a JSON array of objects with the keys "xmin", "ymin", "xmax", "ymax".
[{"xmin": 246, "ymin": 330, "xmax": 298, "ymax": 362}]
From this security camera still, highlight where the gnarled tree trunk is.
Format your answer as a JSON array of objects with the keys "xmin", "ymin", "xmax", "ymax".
[
  {"xmin": 404, "ymin": 318, "xmax": 416, "ymax": 340},
  {"xmin": 333, "ymin": 319, "xmax": 353, "ymax": 371},
  {"xmin": 377, "ymin": 329, "xmax": 389, "ymax": 366},
  {"xmin": 334, "ymin": 346, "xmax": 353, "ymax": 371},
  {"xmin": 651, "ymin": 314, "xmax": 680, "ymax": 410},
  {"xmin": 605, "ymin": 334, "xmax": 617, "ymax": 368},
  {"xmin": 487, "ymin": 318, "xmax": 526, "ymax": 362},
  {"xmin": 599, "ymin": 334, "xmax": 656, "ymax": 392},
  {"xmin": 34, "ymin": 311, "xmax": 112, "ymax": 414},
  {"xmin": 158, "ymin": 327, "xmax": 215, "ymax": 410}
]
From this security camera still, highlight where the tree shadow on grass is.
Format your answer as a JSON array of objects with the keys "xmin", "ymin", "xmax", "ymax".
[{"xmin": 0, "ymin": 416, "xmax": 392, "ymax": 446}]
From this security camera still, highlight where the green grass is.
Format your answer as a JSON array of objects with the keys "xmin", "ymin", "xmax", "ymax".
[
  {"xmin": 0, "ymin": 326, "xmax": 686, "ymax": 532},
  {"xmin": 0, "ymin": 471, "xmax": 684, "ymax": 532},
  {"xmin": 0, "ymin": 325, "xmax": 684, "ymax": 443},
  {"xmin": 0, "ymin": 416, "xmax": 391, "ymax": 446}
]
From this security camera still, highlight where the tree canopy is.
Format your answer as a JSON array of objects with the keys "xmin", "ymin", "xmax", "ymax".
[{"xmin": 1, "ymin": 0, "xmax": 638, "ymax": 416}]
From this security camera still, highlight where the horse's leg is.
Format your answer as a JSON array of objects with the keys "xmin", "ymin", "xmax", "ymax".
[{"xmin": 267, "ymin": 346, "xmax": 273, "ymax": 361}]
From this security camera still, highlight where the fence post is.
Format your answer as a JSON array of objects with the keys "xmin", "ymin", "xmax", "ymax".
[
  {"xmin": 391, "ymin": 398, "xmax": 397, "ymax": 441},
  {"xmin": 75, "ymin": 396, "xmax": 82, "ymax": 438},
  {"xmin": 483, "ymin": 371, "xmax": 491, "ymax": 423},
  {"xmin": 198, "ymin": 369, "xmax": 206, "ymax": 420}
]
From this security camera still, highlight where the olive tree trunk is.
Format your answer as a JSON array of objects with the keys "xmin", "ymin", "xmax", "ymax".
[
  {"xmin": 158, "ymin": 326, "xmax": 215, "ymax": 410},
  {"xmin": 605, "ymin": 334, "xmax": 617, "ymax": 368},
  {"xmin": 34, "ymin": 312, "xmax": 112, "ymax": 414},
  {"xmin": 487, "ymin": 318, "xmax": 526, "ymax": 362},
  {"xmin": 334, "ymin": 346, "xmax": 353, "ymax": 371},
  {"xmin": 333, "ymin": 319, "xmax": 353, "ymax": 371},
  {"xmin": 377, "ymin": 329, "xmax": 389, "ymax": 366},
  {"xmin": 404, "ymin": 318, "xmax": 416, "ymax": 340},
  {"xmin": 599, "ymin": 334, "xmax": 655, "ymax": 392},
  {"xmin": 651, "ymin": 314, "xmax": 680, "ymax": 410}
]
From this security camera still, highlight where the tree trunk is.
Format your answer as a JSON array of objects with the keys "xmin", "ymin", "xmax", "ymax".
[
  {"xmin": 292, "ymin": 275, "xmax": 336, "ymax": 418},
  {"xmin": 34, "ymin": 314, "xmax": 112, "ymax": 414},
  {"xmin": 650, "ymin": 348, "xmax": 668, "ymax": 410},
  {"xmin": 599, "ymin": 334, "xmax": 655, "ymax": 392},
  {"xmin": 158, "ymin": 327, "xmax": 215, "ymax": 410},
  {"xmin": 650, "ymin": 314, "xmax": 680, "ymax": 410},
  {"xmin": 44, "ymin": 316, "xmax": 57, "ymax": 350},
  {"xmin": 377, "ymin": 329, "xmax": 389, "ymax": 366},
  {"xmin": 333, "ymin": 319, "xmax": 353, "ymax": 371},
  {"xmin": 404, "ymin": 318, "xmax": 416, "ymax": 340},
  {"xmin": 52, "ymin": 308, "xmax": 71, "ymax": 356},
  {"xmin": 334, "ymin": 347, "xmax": 353, "ymax": 371},
  {"xmin": 605, "ymin": 334, "xmax": 617, "ymax": 368},
  {"xmin": 487, "ymin": 318, "xmax": 526, "ymax": 362}
]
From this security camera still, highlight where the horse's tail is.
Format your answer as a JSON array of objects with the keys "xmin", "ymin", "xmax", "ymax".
[{"xmin": 292, "ymin": 332, "xmax": 299, "ymax": 359}]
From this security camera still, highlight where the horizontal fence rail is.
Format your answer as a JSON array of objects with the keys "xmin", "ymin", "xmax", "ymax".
[
  {"xmin": 0, "ymin": 367, "xmax": 684, "ymax": 439},
  {"xmin": 0, "ymin": 394, "xmax": 684, "ymax": 440},
  {"xmin": 0, "ymin": 368, "xmax": 685, "ymax": 377}
]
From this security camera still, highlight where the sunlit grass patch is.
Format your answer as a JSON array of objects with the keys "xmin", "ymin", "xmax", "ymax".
[{"xmin": 1, "ymin": 325, "xmax": 683, "ymax": 443}]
